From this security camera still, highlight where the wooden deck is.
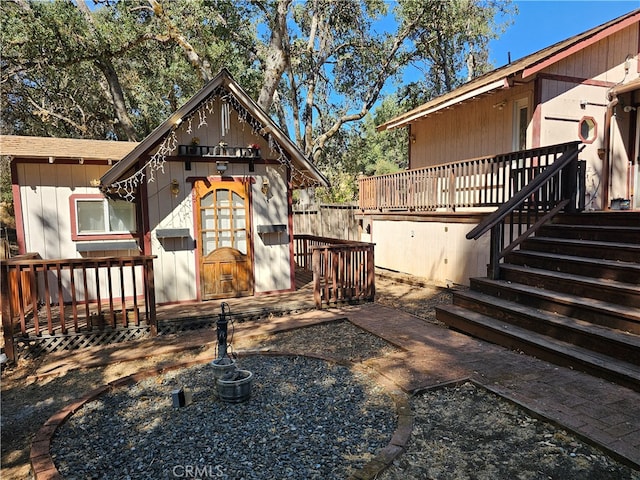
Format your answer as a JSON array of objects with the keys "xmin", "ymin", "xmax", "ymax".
[
  {"xmin": 5, "ymin": 267, "xmax": 320, "ymax": 359},
  {"xmin": 3, "ymin": 235, "xmax": 375, "ymax": 360}
]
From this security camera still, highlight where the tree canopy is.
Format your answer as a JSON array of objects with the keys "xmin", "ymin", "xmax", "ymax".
[{"xmin": 1, "ymin": 0, "xmax": 514, "ymax": 198}]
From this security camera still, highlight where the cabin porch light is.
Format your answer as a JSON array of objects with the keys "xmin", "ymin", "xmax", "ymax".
[
  {"xmin": 261, "ymin": 178, "xmax": 270, "ymax": 196},
  {"xmin": 216, "ymin": 161, "xmax": 228, "ymax": 173},
  {"xmin": 170, "ymin": 179, "xmax": 180, "ymax": 197},
  {"xmin": 89, "ymin": 178, "xmax": 101, "ymax": 187}
]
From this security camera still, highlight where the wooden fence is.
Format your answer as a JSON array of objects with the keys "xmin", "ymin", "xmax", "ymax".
[
  {"xmin": 1, "ymin": 255, "xmax": 157, "ymax": 361},
  {"xmin": 294, "ymin": 235, "xmax": 375, "ymax": 308},
  {"xmin": 358, "ymin": 142, "xmax": 579, "ymax": 212},
  {"xmin": 293, "ymin": 204, "xmax": 360, "ymax": 240}
]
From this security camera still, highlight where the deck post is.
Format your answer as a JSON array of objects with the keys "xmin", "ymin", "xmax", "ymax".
[
  {"xmin": 488, "ymin": 223, "xmax": 503, "ymax": 280},
  {"xmin": 1, "ymin": 264, "xmax": 16, "ymax": 362},
  {"xmin": 144, "ymin": 257, "xmax": 157, "ymax": 336},
  {"xmin": 311, "ymin": 248, "xmax": 322, "ymax": 308}
]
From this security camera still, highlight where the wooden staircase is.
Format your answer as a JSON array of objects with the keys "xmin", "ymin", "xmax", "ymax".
[{"xmin": 436, "ymin": 212, "xmax": 640, "ymax": 392}]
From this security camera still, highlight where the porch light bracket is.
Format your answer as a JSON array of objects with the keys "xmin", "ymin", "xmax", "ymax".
[{"xmin": 216, "ymin": 161, "xmax": 228, "ymax": 173}]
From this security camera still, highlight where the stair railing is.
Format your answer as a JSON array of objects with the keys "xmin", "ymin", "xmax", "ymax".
[{"xmin": 466, "ymin": 141, "xmax": 585, "ymax": 280}]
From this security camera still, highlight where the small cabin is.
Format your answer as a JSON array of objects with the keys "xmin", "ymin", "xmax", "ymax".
[{"xmin": 2, "ymin": 69, "xmax": 329, "ymax": 305}]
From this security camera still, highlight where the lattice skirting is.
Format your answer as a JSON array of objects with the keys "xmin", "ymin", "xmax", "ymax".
[
  {"xmin": 12, "ymin": 304, "xmax": 318, "ymax": 360},
  {"xmin": 15, "ymin": 326, "xmax": 152, "ymax": 359}
]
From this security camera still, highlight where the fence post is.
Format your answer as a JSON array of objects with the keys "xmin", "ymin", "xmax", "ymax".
[{"xmin": 1, "ymin": 264, "xmax": 16, "ymax": 362}]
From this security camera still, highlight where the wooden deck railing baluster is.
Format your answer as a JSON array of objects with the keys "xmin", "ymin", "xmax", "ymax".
[
  {"xmin": 295, "ymin": 235, "xmax": 375, "ymax": 309},
  {"xmin": 359, "ymin": 142, "xmax": 582, "ymax": 214}
]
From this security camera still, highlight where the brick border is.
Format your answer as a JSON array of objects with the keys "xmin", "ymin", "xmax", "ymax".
[{"xmin": 30, "ymin": 351, "xmax": 413, "ymax": 480}]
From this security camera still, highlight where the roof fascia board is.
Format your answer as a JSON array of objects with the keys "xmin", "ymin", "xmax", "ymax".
[
  {"xmin": 102, "ymin": 69, "xmax": 328, "ymax": 188},
  {"xmin": 382, "ymin": 78, "xmax": 508, "ymax": 130},
  {"xmin": 219, "ymin": 80, "xmax": 329, "ymax": 187},
  {"xmin": 522, "ymin": 13, "xmax": 640, "ymax": 79},
  {"xmin": 100, "ymin": 73, "xmax": 226, "ymax": 186}
]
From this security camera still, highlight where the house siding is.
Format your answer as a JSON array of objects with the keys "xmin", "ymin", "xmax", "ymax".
[
  {"xmin": 371, "ymin": 219, "xmax": 490, "ymax": 287},
  {"xmin": 410, "ymin": 83, "xmax": 533, "ymax": 168},
  {"xmin": 538, "ymin": 24, "xmax": 639, "ymax": 208},
  {"xmin": 409, "ymin": 22, "xmax": 638, "ymax": 211},
  {"xmin": 145, "ymin": 98, "xmax": 292, "ymax": 304}
]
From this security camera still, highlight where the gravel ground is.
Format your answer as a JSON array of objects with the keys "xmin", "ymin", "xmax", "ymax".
[{"xmin": 51, "ymin": 355, "xmax": 396, "ymax": 480}]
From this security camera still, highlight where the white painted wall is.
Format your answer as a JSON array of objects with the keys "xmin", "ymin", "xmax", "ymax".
[
  {"xmin": 251, "ymin": 164, "xmax": 292, "ymax": 293},
  {"xmin": 16, "ymin": 162, "xmax": 142, "ymax": 303},
  {"xmin": 370, "ymin": 219, "xmax": 490, "ymax": 287}
]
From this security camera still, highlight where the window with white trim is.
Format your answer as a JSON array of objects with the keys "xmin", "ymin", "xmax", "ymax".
[{"xmin": 75, "ymin": 198, "xmax": 136, "ymax": 235}]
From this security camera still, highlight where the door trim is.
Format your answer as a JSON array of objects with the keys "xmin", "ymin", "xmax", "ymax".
[{"xmin": 192, "ymin": 176, "xmax": 254, "ymax": 300}]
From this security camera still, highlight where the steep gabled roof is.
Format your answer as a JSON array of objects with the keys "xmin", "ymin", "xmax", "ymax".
[
  {"xmin": 101, "ymin": 69, "xmax": 329, "ymax": 188},
  {"xmin": 378, "ymin": 8, "xmax": 640, "ymax": 131},
  {"xmin": 0, "ymin": 135, "xmax": 137, "ymax": 160}
]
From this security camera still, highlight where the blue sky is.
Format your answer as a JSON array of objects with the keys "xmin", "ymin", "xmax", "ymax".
[{"xmin": 489, "ymin": 0, "xmax": 639, "ymax": 67}]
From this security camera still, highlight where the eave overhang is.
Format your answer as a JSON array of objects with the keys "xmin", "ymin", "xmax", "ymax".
[
  {"xmin": 377, "ymin": 8, "xmax": 640, "ymax": 132},
  {"xmin": 101, "ymin": 69, "xmax": 329, "ymax": 189}
]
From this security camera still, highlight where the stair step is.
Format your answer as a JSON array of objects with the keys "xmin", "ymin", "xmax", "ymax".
[
  {"xmin": 555, "ymin": 212, "xmax": 640, "ymax": 226},
  {"xmin": 436, "ymin": 304, "xmax": 640, "ymax": 392},
  {"xmin": 470, "ymin": 277, "xmax": 640, "ymax": 334},
  {"xmin": 506, "ymin": 250, "xmax": 640, "ymax": 284},
  {"xmin": 500, "ymin": 264, "xmax": 640, "ymax": 308},
  {"xmin": 453, "ymin": 290, "xmax": 640, "ymax": 363},
  {"xmin": 538, "ymin": 224, "xmax": 640, "ymax": 243},
  {"xmin": 523, "ymin": 236, "xmax": 640, "ymax": 263}
]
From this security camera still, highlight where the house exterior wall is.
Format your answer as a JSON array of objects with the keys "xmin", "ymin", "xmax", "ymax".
[
  {"xmin": 144, "ymin": 98, "xmax": 292, "ymax": 304},
  {"xmin": 16, "ymin": 162, "xmax": 136, "ymax": 258},
  {"xmin": 409, "ymin": 83, "xmax": 533, "ymax": 168},
  {"xmin": 368, "ymin": 218, "xmax": 490, "ymax": 287},
  {"xmin": 536, "ymin": 24, "xmax": 639, "ymax": 209},
  {"xmin": 14, "ymin": 99, "xmax": 296, "ymax": 305},
  {"xmin": 15, "ymin": 162, "xmax": 142, "ymax": 302},
  {"xmin": 409, "ymin": 22, "xmax": 639, "ymax": 210}
]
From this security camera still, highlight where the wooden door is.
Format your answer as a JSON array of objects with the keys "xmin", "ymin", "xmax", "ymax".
[{"xmin": 195, "ymin": 180, "xmax": 253, "ymax": 300}]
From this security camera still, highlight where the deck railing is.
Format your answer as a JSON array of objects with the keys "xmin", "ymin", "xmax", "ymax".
[
  {"xmin": 358, "ymin": 142, "xmax": 580, "ymax": 212},
  {"xmin": 1, "ymin": 255, "xmax": 157, "ymax": 361},
  {"xmin": 294, "ymin": 235, "xmax": 375, "ymax": 308}
]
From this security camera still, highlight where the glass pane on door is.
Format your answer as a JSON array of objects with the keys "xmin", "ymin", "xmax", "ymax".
[
  {"xmin": 216, "ymin": 189, "xmax": 230, "ymax": 207},
  {"xmin": 201, "ymin": 231, "xmax": 216, "ymax": 256}
]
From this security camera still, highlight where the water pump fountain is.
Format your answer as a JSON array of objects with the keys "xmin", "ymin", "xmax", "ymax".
[{"xmin": 210, "ymin": 302, "xmax": 253, "ymax": 403}]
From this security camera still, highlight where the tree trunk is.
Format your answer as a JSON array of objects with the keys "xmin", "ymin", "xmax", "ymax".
[
  {"xmin": 76, "ymin": 0, "xmax": 138, "ymax": 141},
  {"xmin": 257, "ymin": 0, "xmax": 291, "ymax": 112}
]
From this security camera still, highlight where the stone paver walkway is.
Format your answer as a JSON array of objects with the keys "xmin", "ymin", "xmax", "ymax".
[{"xmin": 346, "ymin": 303, "xmax": 640, "ymax": 468}]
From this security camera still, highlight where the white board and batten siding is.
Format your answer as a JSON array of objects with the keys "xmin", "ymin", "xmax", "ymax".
[
  {"xmin": 16, "ymin": 162, "xmax": 142, "ymax": 303},
  {"xmin": 148, "ymin": 97, "xmax": 293, "ymax": 303}
]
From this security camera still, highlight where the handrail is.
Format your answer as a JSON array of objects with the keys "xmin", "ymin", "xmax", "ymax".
[
  {"xmin": 463, "ymin": 141, "xmax": 585, "ymax": 279},
  {"xmin": 1, "ymin": 254, "xmax": 157, "ymax": 362},
  {"xmin": 467, "ymin": 142, "xmax": 583, "ymax": 240}
]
